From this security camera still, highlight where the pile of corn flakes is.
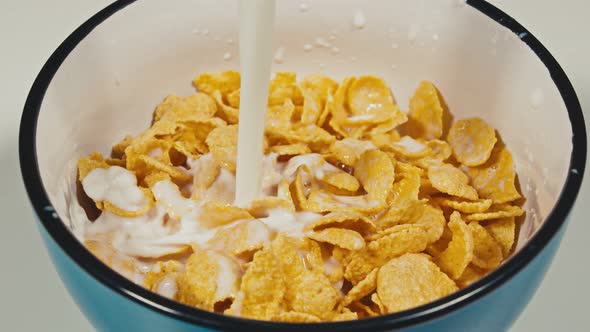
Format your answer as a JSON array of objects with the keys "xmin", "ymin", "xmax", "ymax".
[{"xmin": 77, "ymin": 71, "xmax": 523, "ymax": 322}]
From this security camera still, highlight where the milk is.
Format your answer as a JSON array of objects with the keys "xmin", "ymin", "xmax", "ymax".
[{"xmin": 234, "ymin": 0, "xmax": 276, "ymax": 206}]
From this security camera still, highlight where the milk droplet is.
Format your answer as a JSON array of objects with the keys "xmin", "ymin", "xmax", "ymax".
[
  {"xmin": 530, "ymin": 88, "xmax": 544, "ymax": 109},
  {"xmin": 223, "ymin": 52, "xmax": 232, "ymax": 61},
  {"xmin": 408, "ymin": 24, "xmax": 420, "ymax": 42},
  {"xmin": 491, "ymin": 31, "xmax": 499, "ymax": 44},
  {"xmin": 432, "ymin": 33, "xmax": 439, "ymax": 40},
  {"xmin": 518, "ymin": 32, "xmax": 528, "ymax": 39},
  {"xmin": 303, "ymin": 43, "xmax": 313, "ymax": 52},
  {"xmin": 391, "ymin": 43, "xmax": 399, "ymax": 49},
  {"xmin": 571, "ymin": 169, "xmax": 579, "ymax": 175},
  {"xmin": 330, "ymin": 46, "xmax": 340, "ymax": 55},
  {"xmin": 314, "ymin": 37, "xmax": 331, "ymax": 48},
  {"xmin": 273, "ymin": 47, "xmax": 286, "ymax": 63},
  {"xmin": 299, "ymin": 2, "xmax": 310, "ymax": 12},
  {"xmin": 352, "ymin": 10, "xmax": 366, "ymax": 29}
]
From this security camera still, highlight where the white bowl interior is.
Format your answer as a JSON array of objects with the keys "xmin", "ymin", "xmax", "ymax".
[{"xmin": 36, "ymin": 0, "xmax": 572, "ymax": 254}]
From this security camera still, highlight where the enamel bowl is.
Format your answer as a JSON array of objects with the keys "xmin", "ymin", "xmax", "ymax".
[{"xmin": 19, "ymin": 0, "xmax": 586, "ymax": 331}]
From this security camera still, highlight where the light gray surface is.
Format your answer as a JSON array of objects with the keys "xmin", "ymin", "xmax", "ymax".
[{"xmin": 0, "ymin": 0, "xmax": 588, "ymax": 331}]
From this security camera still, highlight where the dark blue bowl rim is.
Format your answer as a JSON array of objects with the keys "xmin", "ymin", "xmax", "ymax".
[{"xmin": 18, "ymin": 0, "xmax": 587, "ymax": 331}]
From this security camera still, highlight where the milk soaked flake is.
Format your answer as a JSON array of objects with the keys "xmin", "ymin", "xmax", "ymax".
[
  {"xmin": 80, "ymin": 153, "xmax": 331, "ymax": 257},
  {"xmin": 82, "ymin": 166, "xmax": 147, "ymax": 212}
]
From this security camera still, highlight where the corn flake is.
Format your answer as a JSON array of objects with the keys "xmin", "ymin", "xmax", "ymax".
[
  {"xmin": 273, "ymin": 311, "xmax": 321, "ymax": 323},
  {"xmin": 270, "ymin": 143, "xmax": 310, "ymax": 156},
  {"xmin": 428, "ymin": 163, "xmax": 478, "ymax": 200},
  {"xmin": 286, "ymin": 269, "xmax": 342, "ymax": 319},
  {"xmin": 78, "ymin": 153, "xmax": 109, "ymax": 180},
  {"xmin": 434, "ymin": 197, "xmax": 493, "ymax": 213},
  {"xmin": 144, "ymin": 260, "xmax": 182, "ymax": 293},
  {"xmin": 194, "ymin": 71, "xmax": 240, "ymax": 96},
  {"xmin": 328, "ymin": 138, "xmax": 377, "ymax": 167},
  {"xmin": 299, "ymin": 74, "xmax": 338, "ymax": 125},
  {"xmin": 407, "ymin": 81, "xmax": 444, "ymax": 140},
  {"xmin": 321, "ymin": 171, "xmax": 360, "ymax": 192},
  {"xmin": 354, "ymin": 149, "xmax": 394, "ymax": 202},
  {"xmin": 377, "ymin": 171, "xmax": 422, "ymax": 228},
  {"xmin": 153, "ymin": 93, "xmax": 217, "ymax": 123},
  {"xmin": 483, "ymin": 217, "xmax": 516, "ymax": 257},
  {"xmin": 377, "ymin": 253, "xmax": 458, "ymax": 313},
  {"xmin": 469, "ymin": 222, "xmax": 503, "ymax": 269},
  {"xmin": 467, "ymin": 147, "xmax": 522, "ymax": 204},
  {"xmin": 198, "ymin": 201, "xmax": 253, "ymax": 228},
  {"xmin": 308, "ymin": 228, "xmax": 365, "ymax": 251},
  {"xmin": 465, "ymin": 204, "xmax": 524, "ymax": 222},
  {"xmin": 344, "ymin": 225, "xmax": 428, "ymax": 284},
  {"xmin": 240, "ymin": 247, "xmax": 286, "ymax": 320},
  {"xmin": 456, "ymin": 264, "xmax": 488, "ymax": 288},
  {"xmin": 342, "ymin": 268, "xmax": 378, "ymax": 307},
  {"xmin": 332, "ymin": 309, "xmax": 359, "ymax": 321},
  {"xmin": 305, "ymin": 211, "xmax": 376, "ymax": 236},
  {"xmin": 177, "ymin": 249, "xmax": 239, "ymax": 310},
  {"xmin": 206, "ymin": 125, "xmax": 238, "ymax": 171},
  {"xmin": 448, "ymin": 118, "xmax": 497, "ymax": 167},
  {"xmin": 268, "ymin": 72, "xmax": 298, "ymax": 106},
  {"xmin": 347, "ymin": 75, "xmax": 400, "ymax": 119},
  {"xmin": 435, "ymin": 212, "xmax": 474, "ymax": 279},
  {"xmin": 211, "ymin": 90, "xmax": 239, "ymax": 124},
  {"xmin": 207, "ymin": 219, "xmax": 271, "ymax": 257}
]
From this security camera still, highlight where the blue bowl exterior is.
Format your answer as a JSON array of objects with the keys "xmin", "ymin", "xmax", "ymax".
[{"xmin": 37, "ymin": 212, "xmax": 567, "ymax": 332}]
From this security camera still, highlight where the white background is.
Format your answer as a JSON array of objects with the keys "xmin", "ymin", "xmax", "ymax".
[{"xmin": 0, "ymin": 0, "xmax": 588, "ymax": 331}]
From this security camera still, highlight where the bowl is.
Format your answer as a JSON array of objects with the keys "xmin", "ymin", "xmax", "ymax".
[{"xmin": 19, "ymin": 0, "xmax": 586, "ymax": 331}]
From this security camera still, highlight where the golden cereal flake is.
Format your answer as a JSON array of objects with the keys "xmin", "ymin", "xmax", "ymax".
[
  {"xmin": 354, "ymin": 149, "xmax": 395, "ymax": 202},
  {"xmin": 307, "ymin": 228, "xmax": 365, "ymax": 251},
  {"xmin": 435, "ymin": 212, "xmax": 474, "ymax": 279},
  {"xmin": 467, "ymin": 147, "xmax": 522, "ymax": 204},
  {"xmin": 273, "ymin": 311, "xmax": 321, "ymax": 323},
  {"xmin": 407, "ymin": 81, "xmax": 444, "ymax": 140},
  {"xmin": 433, "ymin": 197, "xmax": 493, "ymax": 214},
  {"xmin": 341, "ymin": 268, "xmax": 378, "ymax": 307},
  {"xmin": 194, "ymin": 71, "xmax": 240, "ymax": 96},
  {"xmin": 240, "ymin": 246, "xmax": 286, "ymax": 320},
  {"xmin": 448, "ymin": 118, "xmax": 497, "ymax": 166},
  {"xmin": 176, "ymin": 249, "xmax": 240, "ymax": 310},
  {"xmin": 483, "ymin": 217, "xmax": 516, "ymax": 257},
  {"xmin": 428, "ymin": 163, "xmax": 478, "ymax": 200},
  {"xmin": 469, "ymin": 222, "xmax": 503, "ymax": 269},
  {"xmin": 377, "ymin": 253, "xmax": 458, "ymax": 313},
  {"xmin": 205, "ymin": 125, "xmax": 238, "ymax": 172},
  {"xmin": 464, "ymin": 204, "xmax": 524, "ymax": 222},
  {"xmin": 153, "ymin": 93, "xmax": 217, "ymax": 123}
]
